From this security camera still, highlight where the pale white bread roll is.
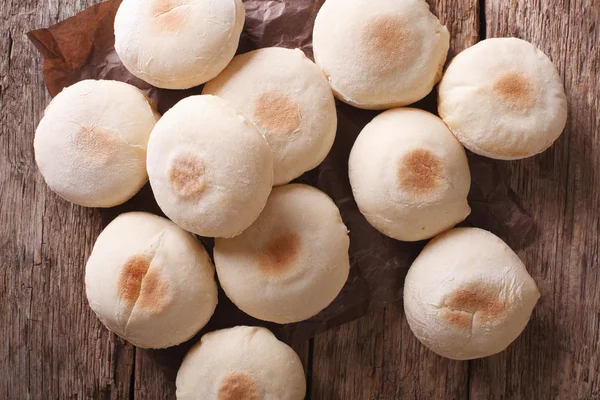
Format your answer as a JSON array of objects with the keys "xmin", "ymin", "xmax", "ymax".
[
  {"xmin": 438, "ymin": 38, "xmax": 568, "ymax": 159},
  {"xmin": 312, "ymin": 0, "xmax": 449, "ymax": 110},
  {"xmin": 85, "ymin": 212, "xmax": 218, "ymax": 349},
  {"xmin": 114, "ymin": 0, "xmax": 245, "ymax": 89},
  {"xmin": 214, "ymin": 184, "xmax": 350, "ymax": 323},
  {"xmin": 34, "ymin": 79, "xmax": 158, "ymax": 208},
  {"xmin": 348, "ymin": 108, "xmax": 471, "ymax": 242},
  {"xmin": 403, "ymin": 227, "xmax": 540, "ymax": 360},
  {"xmin": 147, "ymin": 95, "xmax": 273, "ymax": 238},
  {"xmin": 203, "ymin": 47, "xmax": 337, "ymax": 186},
  {"xmin": 176, "ymin": 326, "xmax": 306, "ymax": 400}
]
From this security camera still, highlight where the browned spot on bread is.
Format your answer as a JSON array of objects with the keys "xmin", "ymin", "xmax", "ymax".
[
  {"xmin": 361, "ymin": 16, "xmax": 415, "ymax": 71},
  {"xmin": 118, "ymin": 255, "xmax": 151, "ymax": 306},
  {"xmin": 118, "ymin": 255, "xmax": 170, "ymax": 314},
  {"xmin": 258, "ymin": 232, "xmax": 301, "ymax": 275},
  {"xmin": 136, "ymin": 266, "xmax": 170, "ymax": 313},
  {"xmin": 73, "ymin": 126, "xmax": 119, "ymax": 164},
  {"xmin": 252, "ymin": 91, "xmax": 301, "ymax": 135},
  {"xmin": 169, "ymin": 154, "xmax": 206, "ymax": 198},
  {"xmin": 398, "ymin": 149, "xmax": 443, "ymax": 195},
  {"xmin": 492, "ymin": 71, "xmax": 535, "ymax": 110},
  {"xmin": 150, "ymin": 0, "xmax": 188, "ymax": 32},
  {"xmin": 440, "ymin": 308, "xmax": 472, "ymax": 330},
  {"xmin": 442, "ymin": 282, "xmax": 507, "ymax": 328},
  {"xmin": 218, "ymin": 372, "xmax": 261, "ymax": 400}
]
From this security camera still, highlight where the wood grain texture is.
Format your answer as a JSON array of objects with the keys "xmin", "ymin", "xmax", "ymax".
[
  {"xmin": 311, "ymin": 306, "xmax": 470, "ymax": 400},
  {"xmin": 134, "ymin": 349, "xmax": 174, "ymax": 399},
  {"xmin": 0, "ymin": 1, "xmax": 135, "ymax": 399},
  {"xmin": 310, "ymin": 3, "xmax": 479, "ymax": 397},
  {"xmin": 468, "ymin": 1, "xmax": 600, "ymax": 399}
]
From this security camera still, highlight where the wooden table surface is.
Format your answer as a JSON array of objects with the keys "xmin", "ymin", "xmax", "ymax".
[{"xmin": 2, "ymin": 0, "xmax": 599, "ymax": 399}]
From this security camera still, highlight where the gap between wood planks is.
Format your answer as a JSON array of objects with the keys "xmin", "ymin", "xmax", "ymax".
[
  {"xmin": 465, "ymin": 1, "xmax": 486, "ymax": 397},
  {"xmin": 129, "ymin": 347, "xmax": 136, "ymax": 400}
]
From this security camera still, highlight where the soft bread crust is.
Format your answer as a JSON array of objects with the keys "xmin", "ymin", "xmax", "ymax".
[
  {"xmin": 34, "ymin": 79, "xmax": 158, "ymax": 208},
  {"xmin": 203, "ymin": 47, "xmax": 338, "ymax": 185},
  {"xmin": 176, "ymin": 326, "xmax": 306, "ymax": 400},
  {"xmin": 114, "ymin": 0, "xmax": 245, "ymax": 89},
  {"xmin": 403, "ymin": 227, "xmax": 540, "ymax": 360},
  {"xmin": 214, "ymin": 184, "xmax": 350, "ymax": 323},
  {"xmin": 438, "ymin": 38, "xmax": 568, "ymax": 159},
  {"xmin": 312, "ymin": 0, "xmax": 449, "ymax": 109},
  {"xmin": 348, "ymin": 108, "xmax": 471, "ymax": 242},
  {"xmin": 85, "ymin": 212, "xmax": 218, "ymax": 349},
  {"xmin": 147, "ymin": 95, "xmax": 273, "ymax": 238}
]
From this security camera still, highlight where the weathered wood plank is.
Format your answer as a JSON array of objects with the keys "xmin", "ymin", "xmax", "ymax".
[
  {"xmin": 468, "ymin": 1, "xmax": 600, "ymax": 399},
  {"xmin": 312, "ymin": 306, "xmax": 470, "ymax": 399},
  {"xmin": 134, "ymin": 349, "xmax": 174, "ymax": 399},
  {"xmin": 0, "ymin": 1, "xmax": 134, "ymax": 399},
  {"xmin": 310, "ymin": 1, "xmax": 479, "ymax": 398}
]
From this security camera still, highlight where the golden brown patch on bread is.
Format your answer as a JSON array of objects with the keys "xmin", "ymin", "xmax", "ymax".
[
  {"xmin": 399, "ymin": 149, "xmax": 443, "ymax": 195},
  {"xmin": 151, "ymin": 0, "xmax": 188, "ymax": 32},
  {"xmin": 119, "ymin": 255, "xmax": 170, "ymax": 314},
  {"xmin": 118, "ymin": 255, "xmax": 151, "ymax": 306},
  {"xmin": 169, "ymin": 154, "xmax": 206, "ymax": 198},
  {"xmin": 492, "ymin": 71, "xmax": 535, "ymax": 110},
  {"xmin": 440, "ymin": 308, "xmax": 472, "ymax": 330},
  {"xmin": 258, "ymin": 232, "xmax": 301, "ymax": 275},
  {"xmin": 73, "ymin": 126, "xmax": 119, "ymax": 164},
  {"xmin": 361, "ymin": 16, "xmax": 414, "ymax": 71},
  {"xmin": 252, "ymin": 91, "xmax": 301, "ymax": 135},
  {"xmin": 136, "ymin": 266, "xmax": 170, "ymax": 313},
  {"xmin": 442, "ymin": 282, "xmax": 507, "ymax": 328},
  {"xmin": 218, "ymin": 372, "xmax": 260, "ymax": 400}
]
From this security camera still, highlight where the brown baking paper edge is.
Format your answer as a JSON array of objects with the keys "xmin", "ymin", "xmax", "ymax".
[{"xmin": 28, "ymin": 0, "xmax": 535, "ymax": 377}]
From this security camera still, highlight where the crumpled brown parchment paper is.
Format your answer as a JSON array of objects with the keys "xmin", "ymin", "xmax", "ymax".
[{"xmin": 27, "ymin": 0, "xmax": 534, "ymax": 369}]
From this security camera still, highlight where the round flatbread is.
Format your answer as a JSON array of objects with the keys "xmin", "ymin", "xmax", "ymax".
[
  {"xmin": 349, "ymin": 108, "xmax": 471, "ymax": 242},
  {"xmin": 176, "ymin": 326, "xmax": 306, "ymax": 400},
  {"xmin": 403, "ymin": 227, "xmax": 540, "ymax": 360},
  {"xmin": 203, "ymin": 47, "xmax": 337, "ymax": 185},
  {"xmin": 313, "ymin": 0, "xmax": 449, "ymax": 109},
  {"xmin": 147, "ymin": 95, "xmax": 273, "ymax": 238},
  {"xmin": 85, "ymin": 212, "xmax": 218, "ymax": 349},
  {"xmin": 214, "ymin": 184, "xmax": 350, "ymax": 323},
  {"xmin": 34, "ymin": 79, "xmax": 158, "ymax": 208},
  {"xmin": 438, "ymin": 38, "xmax": 568, "ymax": 159},
  {"xmin": 114, "ymin": 0, "xmax": 245, "ymax": 89}
]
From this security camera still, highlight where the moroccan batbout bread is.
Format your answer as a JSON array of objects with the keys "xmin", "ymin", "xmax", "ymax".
[
  {"xmin": 85, "ymin": 212, "xmax": 218, "ymax": 349},
  {"xmin": 214, "ymin": 184, "xmax": 350, "ymax": 324},
  {"xmin": 403, "ymin": 227, "xmax": 540, "ymax": 360},
  {"xmin": 203, "ymin": 47, "xmax": 337, "ymax": 186},
  {"xmin": 34, "ymin": 79, "xmax": 158, "ymax": 208},
  {"xmin": 348, "ymin": 108, "xmax": 471, "ymax": 242},
  {"xmin": 176, "ymin": 326, "xmax": 306, "ymax": 400},
  {"xmin": 312, "ymin": 0, "xmax": 449, "ymax": 110},
  {"xmin": 438, "ymin": 37, "xmax": 568, "ymax": 159},
  {"xmin": 147, "ymin": 95, "xmax": 273, "ymax": 238},
  {"xmin": 114, "ymin": 0, "xmax": 245, "ymax": 89}
]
